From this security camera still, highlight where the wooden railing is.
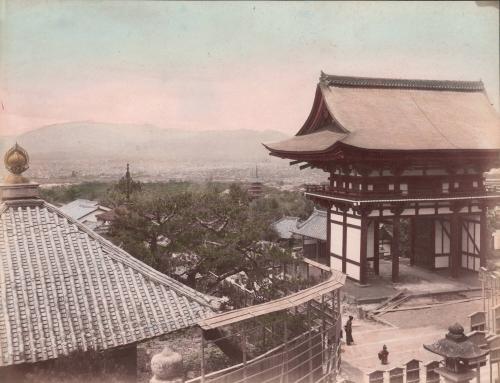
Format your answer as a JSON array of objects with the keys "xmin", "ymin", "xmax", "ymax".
[{"xmin": 304, "ymin": 183, "xmax": 496, "ymax": 200}]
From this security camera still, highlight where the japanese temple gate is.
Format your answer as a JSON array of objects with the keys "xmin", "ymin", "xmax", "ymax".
[
  {"xmin": 308, "ymin": 185, "xmax": 493, "ymax": 284},
  {"xmin": 265, "ymin": 73, "xmax": 500, "ymax": 284}
]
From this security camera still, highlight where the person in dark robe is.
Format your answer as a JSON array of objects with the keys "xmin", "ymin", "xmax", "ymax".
[
  {"xmin": 344, "ymin": 316, "xmax": 354, "ymax": 345},
  {"xmin": 378, "ymin": 345, "xmax": 389, "ymax": 364}
]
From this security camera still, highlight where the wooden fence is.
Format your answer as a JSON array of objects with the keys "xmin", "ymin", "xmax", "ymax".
[
  {"xmin": 187, "ymin": 271, "xmax": 345, "ymax": 383},
  {"xmin": 367, "ymin": 360, "xmax": 442, "ymax": 383},
  {"xmin": 188, "ymin": 327, "xmax": 338, "ymax": 383}
]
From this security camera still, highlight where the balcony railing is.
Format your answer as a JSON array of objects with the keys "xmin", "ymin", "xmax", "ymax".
[{"xmin": 304, "ymin": 184, "xmax": 499, "ymax": 200}]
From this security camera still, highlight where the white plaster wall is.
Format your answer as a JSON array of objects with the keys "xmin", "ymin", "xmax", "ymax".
[
  {"xmin": 367, "ymin": 222, "xmax": 374, "ymax": 259},
  {"xmin": 331, "ymin": 257, "xmax": 343, "ymax": 273},
  {"xmin": 494, "ymin": 230, "xmax": 500, "ymax": 250},
  {"xmin": 434, "ymin": 220, "xmax": 450, "ymax": 254},
  {"xmin": 401, "ymin": 209, "xmax": 415, "ymax": 216},
  {"xmin": 435, "ymin": 256, "xmax": 449, "ymax": 268},
  {"xmin": 419, "ymin": 208, "xmax": 435, "ymax": 215},
  {"xmin": 346, "ymin": 262, "xmax": 360, "ymax": 281},
  {"xmin": 331, "ymin": 222, "xmax": 343, "ymax": 256},
  {"xmin": 346, "ymin": 226, "xmax": 361, "ymax": 263},
  {"xmin": 346, "ymin": 217, "xmax": 360, "ymax": 226}
]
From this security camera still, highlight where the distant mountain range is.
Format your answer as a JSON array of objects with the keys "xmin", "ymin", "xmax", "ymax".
[{"xmin": 1, "ymin": 122, "xmax": 289, "ymax": 164}]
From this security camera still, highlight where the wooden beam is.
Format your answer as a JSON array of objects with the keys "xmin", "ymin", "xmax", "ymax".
[
  {"xmin": 342, "ymin": 210, "xmax": 347, "ymax": 274},
  {"xmin": 360, "ymin": 214, "xmax": 368, "ymax": 285},
  {"xmin": 450, "ymin": 210, "xmax": 461, "ymax": 278},
  {"xmin": 373, "ymin": 219, "xmax": 380, "ymax": 275},
  {"xmin": 409, "ymin": 217, "xmax": 416, "ymax": 266},
  {"xmin": 327, "ymin": 207, "xmax": 332, "ymax": 269},
  {"xmin": 392, "ymin": 216, "xmax": 400, "ymax": 283},
  {"xmin": 480, "ymin": 208, "xmax": 488, "ymax": 268}
]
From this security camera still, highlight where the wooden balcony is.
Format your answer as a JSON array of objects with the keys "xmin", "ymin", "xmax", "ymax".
[{"xmin": 304, "ymin": 183, "xmax": 499, "ymax": 201}]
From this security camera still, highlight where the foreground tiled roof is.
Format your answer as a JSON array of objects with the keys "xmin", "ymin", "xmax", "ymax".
[
  {"xmin": 291, "ymin": 208, "xmax": 327, "ymax": 241},
  {"xmin": 0, "ymin": 199, "xmax": 217, "ymax": 367},
  {"xmin": 264, "ymin": 73, "xmax": 500, "ymax": 154}
]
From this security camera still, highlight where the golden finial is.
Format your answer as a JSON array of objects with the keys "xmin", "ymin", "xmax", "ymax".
[{"xmin": 4, "ymin": 143, "xmax": 30, "ymax": 184}]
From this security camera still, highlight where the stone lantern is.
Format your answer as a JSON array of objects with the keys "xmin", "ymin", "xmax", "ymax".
[{"xmin": 423, "ymin": 323, "xmax": 489, "ymax": 383}]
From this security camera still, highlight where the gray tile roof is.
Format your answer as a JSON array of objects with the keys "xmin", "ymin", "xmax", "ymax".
[
  {"xmin": 291, "ymin": 208, "xmax": 327, "ymax": 241},
  {"xmin": 272, "ymin": 217, "xmax": 300, "ymax": 239},
  {"xmin": 0, "ymin": 199, "xmax": 216, "ymax": 367},
  {"xmin": 59, "ymin": 199, "xmax": 110, "ymax": 221}
]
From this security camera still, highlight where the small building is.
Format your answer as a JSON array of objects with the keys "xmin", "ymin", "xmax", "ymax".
[
  {"xmin": 0, "ymin": 144, "xmax": 217, "ymax": 382},
  {"xmin": 292, "ymin": 208, "xmax": 328, "ymax": 266},
  {"xmin": 59, "ymin": 198, "xmax": 111, "ymax": 229},
  {"xmin": 271, "ymin": 216, "xmax": 300, "ymax": 246},
  {"xmin": 265, "ymin": 73, "xmax": 500, "ymax": 284}
]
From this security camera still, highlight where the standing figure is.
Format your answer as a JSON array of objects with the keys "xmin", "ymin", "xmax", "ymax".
[
  {"xmin": 378, "ymin": 345, "xmax": 389, "ymax": 364},
  {"xmin": 344, "ymin": 315, "xmax": 354, "ymax": 345}
]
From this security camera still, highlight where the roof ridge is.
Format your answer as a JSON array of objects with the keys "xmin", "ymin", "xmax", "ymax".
[
  {"xmin": 43, "ymin": 201, "xmax": 219, "ymax": 309},
  {"xmin": 319, "ymin": 72, "xmax": 484, "ymax": 91}
]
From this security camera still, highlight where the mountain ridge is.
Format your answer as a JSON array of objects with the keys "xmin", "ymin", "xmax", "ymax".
[{"xmin": 1, "ymin": 121, "xmax": 289, "ymax": 163}]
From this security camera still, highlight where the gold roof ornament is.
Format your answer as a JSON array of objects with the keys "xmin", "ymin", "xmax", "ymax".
[{"xmin": 4, "ymin": 143, "xmax": 30, "ymax": 184}]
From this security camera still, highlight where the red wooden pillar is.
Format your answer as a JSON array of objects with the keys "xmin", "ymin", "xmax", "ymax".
[
  {"xmin": 450, "ymin": 207, "xmax": 461, "ymax": 278},
  {"xmin": 480, "ymin": 206, "xmax": 489, "ymax": 268},
  {"xmin": 373, "ymin": 219, "xmax": 380, "ymax": 275},
  {"xmin": 392, "ymin": 215, "xmax": 400, "ymax": 283},
  {"xmin": 341, "ymin": 209, "xmax": 347, "ymax": 274},
  {"xmin": 360, "ymin": 213, "xmax": 368, "ymax": 285},
  {"xmin": 409, "ymin": 217, "xmax": 416, "ymax": 266},
  {"xmin": 327, "ymin": 204, "xmax": 332, "ymax": 269}
]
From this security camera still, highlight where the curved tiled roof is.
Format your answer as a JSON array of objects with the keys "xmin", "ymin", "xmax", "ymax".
[
  {"xmin": 291, "ymin": 208, "xmax": 327, "ymax": 241},
  {"xmin": 265, "ymin": 73, "xmax": 500, "ymax": 154},
  {"xmin": 59, "ymin": 199, "xmax": 110, "ymax": 221},
  {"xmin": 0, "ymin": 198, "xmax": 217, "ymax": 367},
  {"xmin": 271, "ymin": 216, "xmax": 300, "ymax": 239}
]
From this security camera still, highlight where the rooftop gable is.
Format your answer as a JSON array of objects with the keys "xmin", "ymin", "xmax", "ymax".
[{"xmin": 265, "ymin": 73, "xmax": 500, "ymax": 155}]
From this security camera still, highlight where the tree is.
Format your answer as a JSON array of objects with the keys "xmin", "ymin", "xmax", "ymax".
[{"xmin": 106, "ymin": 183, "xmax": 300, "ymax": 304}]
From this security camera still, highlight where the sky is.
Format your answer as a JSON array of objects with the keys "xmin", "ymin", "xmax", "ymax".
[{"xmin": 0, "ymin": 1, "xmax": 498, "ymax": 136}]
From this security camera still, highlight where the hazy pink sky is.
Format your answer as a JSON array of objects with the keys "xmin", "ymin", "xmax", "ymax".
[{"xmin": 0, "ymin": 1, "xmax": 498, "ymax": 136}]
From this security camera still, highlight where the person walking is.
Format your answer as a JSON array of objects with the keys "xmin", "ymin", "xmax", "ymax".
[{"xmin": 344, "ymin": 316, "xmax": 354, "ymax": 345}]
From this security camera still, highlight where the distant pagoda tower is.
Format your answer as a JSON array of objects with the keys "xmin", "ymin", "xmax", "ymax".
[
  {"xmin": 116, "ymin": 163, "xmax": 141, "ymax": 201},
  {"xmin": 248, "ymin": 165, "xmax": 264, "ymax": 199}
]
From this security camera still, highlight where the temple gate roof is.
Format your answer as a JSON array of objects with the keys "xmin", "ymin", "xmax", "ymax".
[{"xmin": 264, "ymin": 73, "xmax": 500, "ymax": 156}]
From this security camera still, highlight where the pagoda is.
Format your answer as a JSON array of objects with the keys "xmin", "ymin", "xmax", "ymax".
[{"xmin": 265, "ymin": 73, "xmax": 500, "ymax": 284}]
